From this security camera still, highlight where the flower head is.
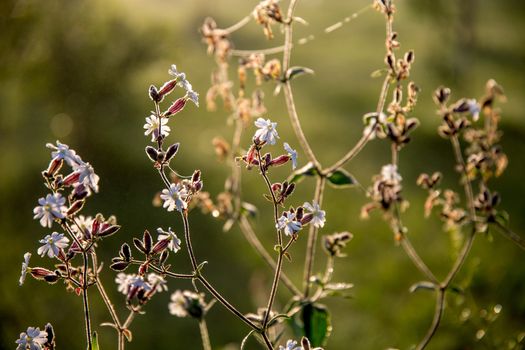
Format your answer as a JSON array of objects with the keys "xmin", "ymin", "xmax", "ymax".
[
  {"xmin": 115, "ymin": 273, "xmax": 135, "ymax": 294},
  {"xmin": 169, "ymin": 290, "xmax": 206, "ymax": 319},
  {"xmin": 254, "ymin": 118, "xmax": 279, "ymax": 145},
  {"xmin": 33, "ymin": 193, "xmax": 67, "ymax": 228},
  {"xmin": 276, "ymin": 212, "xmax": 302, "ymax": 236},
  {"xmin": 303, "ymin": 201, "xmax": 326, "ymax": 228},
  {"xmin": 169, "ymin": 64, "xmax": 199, "ymax": 106},
  {"xmin": 160, "ymin": 183, "xmax": 188, "ymax": 212},
  {"xmin": 157, "ymin": 227, "xmax": 182, "ymax": 252},
  {"xmin": 144, "ymin": 115, "xmax": 170, "ymax": 142},
  {"xmin": 19, "ymin": 253, "xmax": 31, "ymax": 286},
  {"xmin": 147, "ymin": 273, "xmax": 168, "ymax": 293},
  {"xmin": 284, "ymin": 142, "xmax": 298, "ymax": 169},
  {"xmin": 37, "ymin": 232, "xmax": 70, "ymax": 258},
  {"xmin": 381, "ymin": 164, "xmax": 402, "ymax": 183},
  {"xmin": 15, "ymin": 327, "xmax": 48, "ymax": 350},
  {"xmin": 46, "ymin": 140, "xmax": 83, "ymax": 167},
  {"xmin": 72, "ymin": 162, "xmax": 100, "ymax": 193},
  {"xmin": 129, "ymin": 275, "xmax": 152, "ymax": 292}
]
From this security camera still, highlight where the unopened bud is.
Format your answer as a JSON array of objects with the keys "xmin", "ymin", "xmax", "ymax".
[
  {"xmin": 165, "ymin": 98, "xmax": 186, "ymax": 117},
  {"xmin": 165, "ymin": 143, "xmax": 180, "ymax": 162},
  {"xmin": 158, "ymin": 79, "xmax": 177, "ymax": 98},
  {"xmin": 62, "ymin": 172, "xmax": 81, "ymax": 187},
  {"xmin": 45, "ymin": 158, "xmax": 64, "ymax": 177},
  {"xmin": 145, "ymin": 146, "xmax": 159, "ymax": 162},
  {"xmin": 268, "ymin": 154, "xmax": 291, "ymax": 167},
  {"xmin": 67, "ymin": 200, "xmax": 85, "ymax": 216},
  {"xmin": 149, "ymin": 85, "xmax": 161, "ymax": 103},
  {"xmin": 152, "ymin": 239, "xmax": 170, "ymax": 255}
]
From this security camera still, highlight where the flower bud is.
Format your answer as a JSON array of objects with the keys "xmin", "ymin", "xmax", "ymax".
[
  {"xmin": 158, "ymin": 79, "xmax": 177, "ymax": 98},
  {"xmin": 165, "ymin": 98, "xmax": 186, "ymax": 117},
  {"xmin": 30, "ymin": 267, "xmax": 55, "ymax": 280},
  {"xmin": 67, "ymin": 200, "xmax": 85, "ymax": 216},
  {"xmin": 149, "ymin": 85, "xmax": 161, "ymax": 102},
  {"xmin": 145, "ymin": 146, "xmax": 159, "ymax": 162},
  {"xmin": 71, "ymin": 183, "xmax": 89, "ymax": 201},
  {"xmin": 165, "ymin": 143, "xmax": 180, "ymax": 162},
  {"xmin": 268, "ymin": 154, "xmax": 290, "ymax": 167},
  {"xmin": 45, "ymin": 158, "xmax": 64, "ymax": 177},
  {"xmin": 152, "ymin": 238, "xmax": 170, "ymax": 255},
  {"xmin": 62, "ymin": 171, "xmax": 81, "ymax": 187}
]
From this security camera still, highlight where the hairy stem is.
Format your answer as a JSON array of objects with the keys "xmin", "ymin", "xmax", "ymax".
[
  {"xmin": 492, "ymin": 221, "xmax": 525, "ymax": 251},
  {"xmin": 239, "ymin": 216, "xmax": 301, "ymax": 295},
  {"xmin": 199, "ymin": 319, "xmax": 212, "ymax": 350},
  {"xmin": 303, "ymin": 176, "xmax": 325, "ymax": 298}
]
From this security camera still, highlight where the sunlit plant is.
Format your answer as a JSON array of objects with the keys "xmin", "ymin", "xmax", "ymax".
[{"xmin": 16, "ymin": 0, "xmax": 525, "ymax": 349}]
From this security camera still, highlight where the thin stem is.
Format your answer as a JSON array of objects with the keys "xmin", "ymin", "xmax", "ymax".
[
  {"xmin": 324, "ymin": 125, "xmax": 376, "ymax": 174},
  {"xmin": 450, "ymin": 135, "xmax": 476, "ymax": 220},
  {"xmin": 492, "ymin": 220, "xmax": 525, "ymax": 251},
  {"xmin": 91, "ymin": 253, "xmax": 124, "ymax": 350},
  {"xmin": 181, "ymin": 211, "xmax": 199, "ymax": 271},
  {"xmin": 416, "ymin": 289, "xmax": 445, "ymax": 350},
  {"xmin": 399, "ymin": 236, "xmax": 438, "ymax": 284},
  {"xmin": 239, "ymin": 216, "xmax": 301, "ymax": 295},
  {"xmin": 442, "ymin": 229, "xmax": 475, "ymax": 288},
  {"xmin": 223, "ymin": 14, "xmax": 252, "ymax": 34},
  {"xmin": 82, "ymin": 250, "xmax": 93, "ymax": 350},
  {"xmin": 262, "ymin": 252, "xmax": 284, "ymax": 328},
  {"xmin": 197, "ymin": 275, "xmax": 261, "ymax": 331},
  {"xmin": 199, "ymin": 319, "xmax": 212, "ymax": 350},
  {"xmin": 231, "ymin": 45, "xmax": 286, "ymax": 57},
  {"xmin": 282, "ymin": 0, "xmax": 321, "ymax": 170},
  {"xmin": 303, "ymin": 176, "xmax": 325, "ymax": 298}
]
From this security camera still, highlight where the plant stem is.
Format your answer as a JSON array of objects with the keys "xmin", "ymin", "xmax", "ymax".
[
  {"xmin": 199, "ymin": 319, "xmax": 212, "ymax": 350},
  {"xmin": 303, "ymin": 176, "xmax": 325, "ymax": 298},
  {"xmin": 399, "ymin": 235, "xmax": 438, "ymax": 284},
  {"xmin": 492, "ymin": 221, "xmax": 525, "ymax": 251},
  {"xmin": 282, "ymin": 0, "xmax": 321, "ymax": 170},
  {"xmin": 239, "ymin": 216, "xmax": 301, "ymax": 295},
  {"xmin": 182, "ymin": 211, "xmax": 199, "ymax": 271},
  {"xmin": 223, "ymin": 14, "xmax": 252, "ymax": 34},
  {"xmin": 416, "ymin": 289, "xmax": 445, "ymax": 350},
  {"xmin": 82, "ymin": 250, "xmax": 93, "ymax": 350}
]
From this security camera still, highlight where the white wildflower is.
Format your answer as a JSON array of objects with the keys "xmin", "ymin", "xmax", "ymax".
[
  {"xmin": 46, "ymin": 140, "xmax": 83, "ymax": 167},
  {"xmin": 157, "ymin": 227, "xmax": 182, "ymax": 252},
  {"xmin": 33, "ymin": 193, "xmax": 67, "ymax": 228},
  {"xmin": 303, "ymin": 201, "xmax": 326, "ymax": 228},
  {"xmin": 37, "ymin": 232, "xmax": 69, "ymax": 258},
  {"xmin": 15, "ymin": 327, "xmax": 48, "ymax": 350},
  {"xmin": 276, "ymin": 212, "xmax": 302, "ymax": 236},
  {"xmin": 284, "ymin": 142, "xmax": 298, "ymax": 169},
  {"xmin": 72, "ymin": 162, "xmax": 100, "ymax": 193},
  {"xmin": 144, "ymin": 114, "xmax": 170, "ymax": 142},
  {"xmin": 254, "ymin": 118, "xmax": 279, "ymax": 145},
  {"xmin": 19, "ymin": 253, "xmax": 31, "ymax": 286},
  {"xmin": 147, "ymin": 273, "xmax": 168, "ymax": 293},
  {"xmin": 115, "ymin": 273, "xmax": 135, "ymax": 294},
  {"xmin": 381, "ymin": 164, "xmax": 402, "ymax": 183},
  {"xmin": 160, "ymin": 183, "xmax": 188, "ymax": 212}
]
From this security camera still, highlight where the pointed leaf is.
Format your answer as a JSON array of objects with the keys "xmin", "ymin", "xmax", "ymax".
[
  {"xmin": 409, "ymin": 281, "xmax": 436, "ymax": 293},
  {"xmin": 92, "ymin": 332, "xmax": 100, "ymax": 350},
  {"xmin": 285, "ymin": 66, "xmax": 314, "ymax": 81},
  {"xmin": 326, "ymin": 169, "xmax": 357, "ymax": 188},
  {"xmin": 287, "ymin": 162, "xmax": 318, "ymax": 184},
  {"xmin": 301, "ymin": 303, "xmax": 332, "ymax": 347}
]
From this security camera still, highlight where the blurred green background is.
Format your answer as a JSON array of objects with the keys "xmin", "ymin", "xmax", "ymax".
[{"xmin": 1, "ymin": 0, "xmax": 524, "ymax": 349}]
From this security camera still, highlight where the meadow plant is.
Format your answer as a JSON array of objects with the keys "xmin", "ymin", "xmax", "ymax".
[{"xmin": 17, "ymin": 0, "xmax": 525, "ymax": 349}]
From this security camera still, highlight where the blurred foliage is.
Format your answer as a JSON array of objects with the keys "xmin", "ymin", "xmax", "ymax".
[{"xmin": 1, "ymin": 0, "xmax": 524, "ymax": 349}]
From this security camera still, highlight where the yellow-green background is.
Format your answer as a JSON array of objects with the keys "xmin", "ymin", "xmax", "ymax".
[{"xmin": 1, "ymin": 0, "xmax": 524, "ymax": 349}]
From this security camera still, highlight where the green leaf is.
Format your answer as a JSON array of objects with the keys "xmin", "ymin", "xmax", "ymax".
[
  {"xmin": 409, "ymin": 281, "xmax": 436, "ymax": 293},
  {"xmin": 92, "ymin": 332, "xmax": 100, "ymax": 350},
  {"xmin": 287, "ymin": 162, "xmax": 318, "ymax": 184},
  {"xmin": 326, "ymin": 169, "xmax": 357, "ymax": 188},
  {"xmin": 285, "ymin": 66, "xmax": 314, "ymax": 81},
  {"xmin": 301, "ymin": 303, "xmax": 332, "ymax": 347}
]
